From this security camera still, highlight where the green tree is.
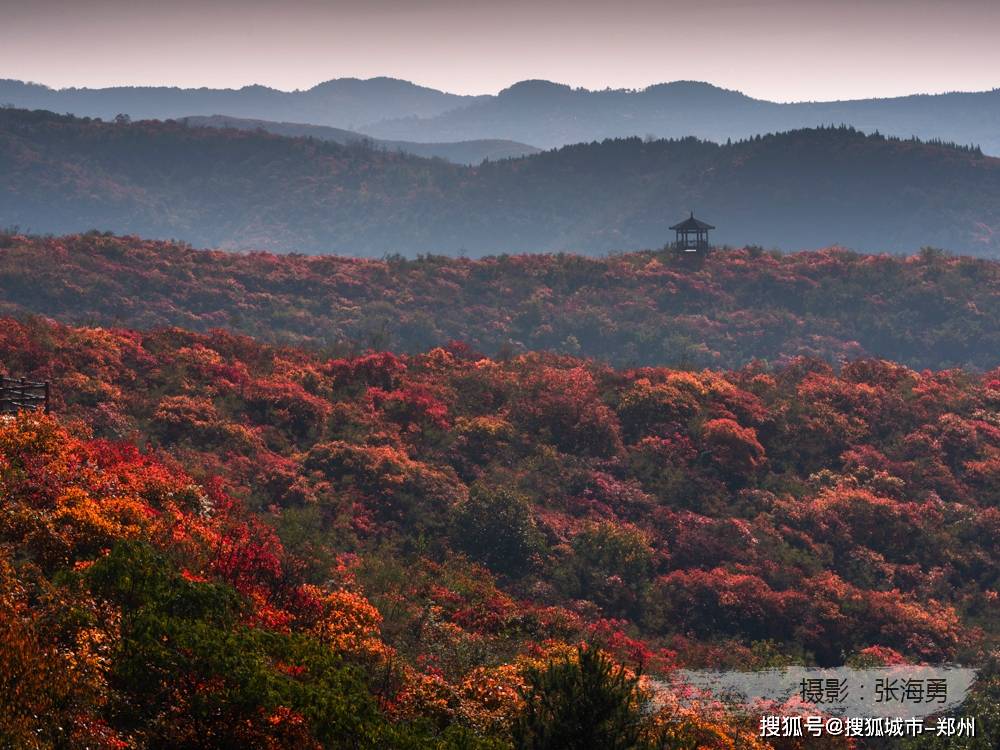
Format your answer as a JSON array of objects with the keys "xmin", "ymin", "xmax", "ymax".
[
  {"xmin": 901, "ymin": 663, "xmax": 1000, "ymax": 750},
  {"xmin": 557, "ymin": 522, "xmax": 653, "ymax": 618},
  {"xmin": 87, "ymin": 541, "xmax": 384, "ymax": 748},
  {"xmin": 451, "ymin": 486, "xmax": 541, "ymax": 576},
  {"xmin": 512, "ymin": 645, "xmax": 648, "ymax": 750}
]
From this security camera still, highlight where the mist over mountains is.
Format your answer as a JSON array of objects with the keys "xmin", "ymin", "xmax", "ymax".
[
  {"xmin": 367, "ymin": 80, "xmax": 1000, "ymax": 154},
  {"xmin": 2, "ymin": 108, "xmax": 998, "ymax": 257},
  {"xmin": 181, "ymin": 115, "xmax": 540, "ymax": 165},
  {"xmin": 3, "ymin": 77, "xmax": 1000, "ymax": 155}
]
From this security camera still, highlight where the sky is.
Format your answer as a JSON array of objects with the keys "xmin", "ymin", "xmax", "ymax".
[{"xmin": 2, "ymin": 0, "xmax": 999, "ymax": 101}]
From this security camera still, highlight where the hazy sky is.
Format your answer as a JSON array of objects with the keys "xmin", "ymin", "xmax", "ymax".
[{"xmin": 2, "ymin": 0, "xmax": 999, "ymax": 101}]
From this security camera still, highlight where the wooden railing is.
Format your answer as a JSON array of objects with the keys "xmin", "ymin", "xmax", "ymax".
[{"xmin": 0, "ymin": 376, "xmax": 50, "ymax": 414}]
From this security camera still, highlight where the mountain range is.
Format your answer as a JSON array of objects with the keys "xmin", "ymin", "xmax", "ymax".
[
  {"xmin": 3, "ymin": 77, "xmax": 1000, "ymax": 155},
  {"xmin": 2, "ymin": 108, "xmax": 998, "ymax": 256},
  {"xmin": 364, "ymin": 80, "xmax": 1000, "ymax": 154},
  {"xmin": 0, "ymin": 76, "xmax": 480, "ymax": 130},
  {"xmin": 181, "ymin": 115, "xmax": 539, "ymax": 165}
]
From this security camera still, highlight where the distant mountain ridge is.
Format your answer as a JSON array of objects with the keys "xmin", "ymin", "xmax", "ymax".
[
  {"xmin": 181, "ymin": 115, "xmax": 540, "ymax": 165},
  {"xmin": 0, "ymin": 76, "xmax": 483, "ymax": 130},
  {"xmin": 364, "ymin": 80, "xmax": 1000, "ymax": 154},
  {"xmin": 3, "ymin": 76, "xmax": 1000, "ymax": 155},
  {"xmin": 2, "ymin": 108, "xmax": 999, "ymax": 257}
]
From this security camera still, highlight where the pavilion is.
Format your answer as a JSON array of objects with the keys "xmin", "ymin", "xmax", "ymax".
[{"xmin": 670, "ymin": 212, "xmax": 715, "ymax": 253}]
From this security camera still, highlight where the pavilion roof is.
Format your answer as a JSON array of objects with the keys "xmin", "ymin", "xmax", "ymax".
[{"xmin": 670, "ymin": 213, "xmax": 715, "ymax": 231}]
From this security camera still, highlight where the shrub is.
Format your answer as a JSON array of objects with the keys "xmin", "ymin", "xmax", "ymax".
[{"xmin": 452, "ymin": 486, "xmax": 542, "ymax": 576}]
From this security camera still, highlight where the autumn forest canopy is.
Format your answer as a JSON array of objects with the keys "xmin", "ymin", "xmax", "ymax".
[
  {"xmin": 2, "ymin": 232, "xmax": 1000, "ymax": 372},
  {"xmin": 2, "ymin": 73, "xmax": 1000, "ymax": 749},
  {"xmin": 2, "ymin": 313, "xmax": 1000, "ymax": 747},
  {"xmin": 1, "ymin": 231, "xmax": 1000, "ymax": 746}
]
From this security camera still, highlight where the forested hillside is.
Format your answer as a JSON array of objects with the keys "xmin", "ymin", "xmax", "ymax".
[
  {"xmin": 2, "ymin": 232, "xmax": 999, "ymax": 370},
  {"xmin": 2, "ymin": 108, "xmax": 999, "ymax": 256},
  {"xmin": 183, "ymin": 115, "xmax": 540, "ymax": 165},
  {"xmin": 1, "ymin": 316, "xmax": 998, "ymax": 746}
]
